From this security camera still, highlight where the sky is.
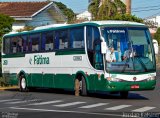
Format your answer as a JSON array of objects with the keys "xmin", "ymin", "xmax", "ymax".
[{"xmin": 1, "ymin": 0, "xmax": 160, "ymax": 19}]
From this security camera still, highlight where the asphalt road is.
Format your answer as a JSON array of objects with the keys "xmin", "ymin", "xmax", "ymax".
[{"xmin": 0, "ymin": 70, "xmax": 160, "ymax": 118}]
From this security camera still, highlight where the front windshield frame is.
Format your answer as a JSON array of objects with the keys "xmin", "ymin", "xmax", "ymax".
[{"xmin": 101, "ymin": 26, "xmax": 156, "ymax": 74}]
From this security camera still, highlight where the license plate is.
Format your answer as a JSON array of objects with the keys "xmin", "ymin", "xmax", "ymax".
[{"xmin": 131, "ymin": 85, "xmax": 139, "ymax": 89}]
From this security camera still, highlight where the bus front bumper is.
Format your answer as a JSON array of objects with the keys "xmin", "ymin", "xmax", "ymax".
[{"xmin": 106, "ymin": 80, "xmax": 156, "ymax": 92}]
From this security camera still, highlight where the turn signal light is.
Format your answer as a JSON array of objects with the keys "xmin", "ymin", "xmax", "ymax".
[{"xmin": 107, "ymin": 77, "xmax": 111, "ymax": 81}]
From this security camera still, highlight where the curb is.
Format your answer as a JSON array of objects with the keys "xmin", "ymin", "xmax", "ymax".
[{"xmin": 0, "ymin": 86, "xmax": 19, "ymax": 91}]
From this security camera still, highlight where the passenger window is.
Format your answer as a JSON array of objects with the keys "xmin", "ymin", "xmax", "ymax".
[
  {"xmin": 42, "ymin": 32, "xmax": 54, "ymax": 51},
  {"xmin": 21, "ymin": 35, "xmax": 28, "ymax": 52},
  {"xmin": 70, "ymin": 27, "xmax": 84, "ymax": 49},
  {"xmin": 55, "ymin": 30, "xmax": 68, "ymax": 49},
  {"xmin": 29, "ymin": 33, "xmax": 41, "ymax": 52},
  {"xmin": 3, "ymin": 38, "xmax": 10, "ymax": 54},
  {"xmin": 10, "ymin": 36, "xmax": 23, "ymax": 53}
]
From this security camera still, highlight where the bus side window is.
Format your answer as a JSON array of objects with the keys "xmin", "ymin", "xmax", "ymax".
[
  {"xmin": 55, "ymin": 30, "xmax": 68, "ymax": 49},
  {"xmin": 11, "ymin": 37, "xmax": 23, "ymax": 53},
  {"xmin": 42, "ymin": 32, "xmax": 54, "ymax": 51},
  {"xmin": 17, "ymin": 37, "xmax": 23, "ymax": 53},
  {"xmin": 29, "ymin": 33, "xmax": 41, "ymax": 52},
  {"xmin": 3, "ymin": 37, "xmax": 10, "ymax": 54},
  {"xmin": 10, "ymin": 37, "xmax": 16, "ymax": 53},
  {"xmin": 21, "ymin": 35, "xmax": 28, "ymax": 52},
  {"xmin": 70, "ymin": 27, "xmax": 84, "ymax": 49}
]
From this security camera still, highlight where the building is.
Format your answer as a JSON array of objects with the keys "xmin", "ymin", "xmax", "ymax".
[
  {"xmin": 144, "ymin": 16, "xmax": 159, "ymax": 27},
  {"xmin": 76, "ymin": 11, "xmax": 92, "ymax": 21},
  {"xmin": 0, "ymin": 2, "xmax": 67, "ymax": 31},
  {"xmin": 144, "ymin": 16, "xmax": 159, "ymax": 38}
]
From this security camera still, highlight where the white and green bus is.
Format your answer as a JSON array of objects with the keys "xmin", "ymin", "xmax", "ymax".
[{"xmin": 2, "ymin": 21, "xmax": 156, "ymax": 98}]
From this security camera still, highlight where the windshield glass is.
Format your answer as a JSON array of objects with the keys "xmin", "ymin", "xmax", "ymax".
[{"xmin": 101, "ymin": 27, "xmax": 156, "ymax": 73}]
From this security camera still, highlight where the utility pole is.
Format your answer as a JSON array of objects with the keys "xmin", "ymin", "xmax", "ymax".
[{"xmin": 126, "ymin": 0, "xmax": 131, "ymax": 14}]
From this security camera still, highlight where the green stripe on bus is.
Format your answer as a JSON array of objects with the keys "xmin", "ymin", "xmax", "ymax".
[
  {"xmin": 2, "ymin": 53, "xmax": 25, "ymax": 58},
  {"xmin": 55, "ymin": 49, "xmax": 85, "ymax": 55},
  {"xmin": 3, "ymin": 72, "xmax": 156, "ymax": 92}
]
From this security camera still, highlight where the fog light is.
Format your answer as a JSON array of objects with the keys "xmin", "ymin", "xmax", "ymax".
[{"xmin": 107, "ymin": 77, "xmax": 111, "ymax": 81}]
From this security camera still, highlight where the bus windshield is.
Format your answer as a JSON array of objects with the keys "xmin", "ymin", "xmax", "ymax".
[{"xmin": 101, "ymin": 27, "xmax": 156, "ymax": 73}]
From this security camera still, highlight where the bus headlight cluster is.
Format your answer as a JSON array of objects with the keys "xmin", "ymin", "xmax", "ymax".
[
  {"xmin": 147, "ymin": 76, "xmax": 156, "ymax": 81},
  {"xmin": 107, "ymin": 77, "xmax": 123, "ymax": 82}
]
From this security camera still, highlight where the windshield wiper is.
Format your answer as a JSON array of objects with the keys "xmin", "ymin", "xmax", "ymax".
[{"xmin": 136, "ymin": 57, "xmax": 148, "ymax": 72}]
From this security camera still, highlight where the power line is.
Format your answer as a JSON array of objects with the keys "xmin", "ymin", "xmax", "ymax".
[
  {"xmin": 132, "ymin": 7, "xmax": 160, "ymax": 13},
  {"xmin": 132, "ymin": 4, "xmax": 160, "ymax": 10},
  {"xmin": 144, "ymin": 10, "xmax": 160, "ymax": 19}
]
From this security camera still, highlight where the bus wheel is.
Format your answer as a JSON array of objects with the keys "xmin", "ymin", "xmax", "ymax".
[
  {"xmin": 19, "ymin": 76, "xmax": 27, "ymax": 92},
  {"xmin": 120, "ymin": 91, "xmax": 129, "ymax": 99},
  {"xmin": 80, "ymin": 76, "xmax": 87, "ymax": 96}
]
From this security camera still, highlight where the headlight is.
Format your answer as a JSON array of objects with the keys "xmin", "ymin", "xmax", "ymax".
[
  {"xmin": 107, "ymin": 77, "xmax": 123, "ymax": 82},
  {"xmin": 147, "ymin": 76, "xmax": 156, "ymax": 81}
]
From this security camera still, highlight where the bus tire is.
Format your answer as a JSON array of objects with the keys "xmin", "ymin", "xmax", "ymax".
[
  {"xmin": 80, "ymin": 76, "xmax": 87, "ymax": 96},
  {"xmin": 19, "ymin": 75, "xmax": 28, "ymax": 92},
  {"xmin": 120, "ymin": 91, "xmax": 128, "ymax": 99}
]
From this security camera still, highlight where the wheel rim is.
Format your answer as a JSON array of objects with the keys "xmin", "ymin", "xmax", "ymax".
[
  {"xmin": 79, "ymin": 80, "xmax": 82, "ymax": 90},
  {"xmin": 21, "ymin": 78, "xmax": 26, "ymax": 89}
]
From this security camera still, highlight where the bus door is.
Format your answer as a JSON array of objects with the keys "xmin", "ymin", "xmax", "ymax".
[{"xmin": 94, "ymin": 40, "xmax": 106, "ymax": 91}]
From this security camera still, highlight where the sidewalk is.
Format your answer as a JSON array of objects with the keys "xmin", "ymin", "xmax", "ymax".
[{"xmin": 0, "ymin": 86, "xmax": 19, "ymax": 91}]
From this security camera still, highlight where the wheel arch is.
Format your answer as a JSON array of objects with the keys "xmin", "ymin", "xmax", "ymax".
[
  {"xmin": 17, "ymin": 70, "xmax": 28, "ymax": 86},
  {"xmin": 18, "ymin": 70, "xmax": 27, "ymax": 79},
  {"xmin": 75, "ymin": 71, "xmax": 89, "ymax": 90}
]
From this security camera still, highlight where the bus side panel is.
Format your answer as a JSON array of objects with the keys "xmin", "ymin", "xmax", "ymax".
[
  {"xmin": 43, "ymin": 74, "xmax": 54, "ymax": 88},
  {"xmin": 95, "ymin": 74, "xmax": 108, "ymax": 91},
  {"xmin": 54, "ymin": 74, "xmax": 74, "ymax": 89},
  {"xmin": 31, "ymin": 74, "xmax": 43, "ymax": 87},
  {"xmin": 10, "ymin": 73, "xmax": 18, "ymax": 85},
  {"xmin": 26, "ymin": 74, "xmax": 32, "ymax": 87},
  {"xmin": 87, "ymin": 74, "xmax": 96, "ymax": 91}
]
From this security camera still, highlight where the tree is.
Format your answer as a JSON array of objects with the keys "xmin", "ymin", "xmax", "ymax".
[
  {"xmin": 0, "ymin": 14, "xmax": 14, "ymax": 37},
  {"xmin": 0, "ymin": 14, "xmax": 14, "ymax": 49},
  {"xmin": 88, "ymin": 0, "xmax": 126, "ymax": 20},
  {"xmin": 54, "ymin": 2, "xmax": 75, "ymax": 23},
  {"xmin": 0, "ymin": 14, "xmax": 14, "ymax": 79},
  {"xmin": 154, "ymin": 27, "xmax": 160, "ymax": 44},
  {"xmin": 112, "ymin": 14, "xmax": 143, "ymax": 23},
  {"xmin": 88, "ymin": 0, "xmax": 143, "ymax": 23}
]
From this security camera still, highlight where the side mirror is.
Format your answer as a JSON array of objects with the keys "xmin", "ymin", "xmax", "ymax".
[
  {"xmin": 101, "ymin": 42, "xmax": 107, "ymax": 54},
  {"xmin": 153, "ymin": 39, "xmax": 159, "ymax": 55}
]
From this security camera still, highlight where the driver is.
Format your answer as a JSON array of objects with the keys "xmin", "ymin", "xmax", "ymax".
[{"xmin": 106, "ymin": 47, "xmax": 116, "ymax": 62}]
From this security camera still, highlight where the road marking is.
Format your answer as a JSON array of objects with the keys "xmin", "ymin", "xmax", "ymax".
[
  {"xmin": 54, "ymin": 102, "xmax": 86, "ymax": 107},
  {"xmin": 105, "ymin": 105, "xmax": 132, "ymax": 110},
  {"xmin": 29, "ymin": 100, "xmax": 63, "ymax": 105},
  {"xmin": 79, "ymin": 103, "xmax": 108, "ymax": 108},
  {"xmin": 10, "ymin": 107, "xmax": 122, "ymax": 117},
  {"xmin": 132, "ymin": 107, "xmax": 156, "ymax": 112},
  {"xmin": 6, "ymin": 99, "xmax": 40, "ymax": 104},
  {"xmin": 0, "ymin": 99, "xmax": 20, "ymax": 103}
]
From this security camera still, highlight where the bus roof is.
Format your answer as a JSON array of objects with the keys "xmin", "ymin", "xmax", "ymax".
[
  {"xmin": 84, "ymin": 20, "xmax": 145, "ymax": 26},
  {"xmin": 4, "ymin": 20, "xmax": 146, "ymax": 37}
]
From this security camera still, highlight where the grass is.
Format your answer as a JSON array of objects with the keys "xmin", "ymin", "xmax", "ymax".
[{"xmin": 0, "ymin": 77, "xmax": 9, "ymax": 87}]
